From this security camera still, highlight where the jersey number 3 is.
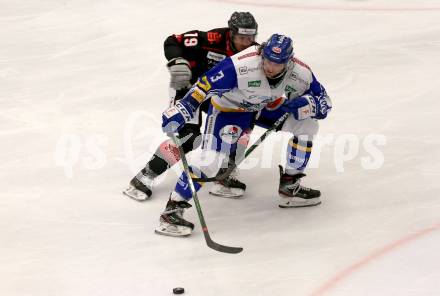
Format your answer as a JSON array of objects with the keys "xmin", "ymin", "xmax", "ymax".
[{"xmin": 210, "ymin": 71, "xmax": 224, "ymax": 83}]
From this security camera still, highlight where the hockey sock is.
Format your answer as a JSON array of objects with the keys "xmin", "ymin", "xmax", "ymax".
[
  {"xmin": 233, "ymin": 128, "xmax": 252, "ymax": 163},
  {"xmin": 146, "ymin": 126, "xmax": 201, "ymax": 176},
  {"xmin": 173, "ymin": 166, "xmax": 206, "ymax": 201},
  {"xmin": 286, "ymin": 136, "xmax": 313, "ymax": 175},
  {"xmin": 147, "ymin": 139, "xmax": 181, "ymax": 176}
]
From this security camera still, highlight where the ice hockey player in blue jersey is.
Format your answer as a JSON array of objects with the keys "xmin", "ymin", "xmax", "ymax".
[{"xmin": 156, "ymin": 33, "xmax": 332, "ymax": 236}]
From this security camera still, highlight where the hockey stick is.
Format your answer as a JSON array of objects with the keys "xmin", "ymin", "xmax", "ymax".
[
  {"xmin": 192, "ymin": 112, "xmax": 290, "ymax": 182},
  {"xmin": 170, "ymin": 134, "xmax": 243, "ymax": 254}
]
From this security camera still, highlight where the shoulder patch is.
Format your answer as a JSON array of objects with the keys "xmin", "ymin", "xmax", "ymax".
[{"xmin": 293, "ymin": 57, "xmax": 311, "ymax": 70}]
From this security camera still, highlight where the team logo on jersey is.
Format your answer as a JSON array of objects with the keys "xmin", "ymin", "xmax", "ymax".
[
  {"xmin": 284, "ymin": 85, "xmax": 296, "ymax": 100},
  {"xmin": 248, "ymin": 80, "xmax": 261, "ymax": 87},
  {"xmin": 239, "ymin": 66, "xmax": 261, "ymax": 75},
  {"xmin": 290, "ymin": 72, "xmax": 298, "ymax": 81},
  {"xmin": 272, "ymin": 47, "xmax": 282, "ymax": 54},
  {"xmin": 289, "ymin": 71, "xmax": 308, "ymax": 85},
  {"xmin": 285, "ymin": 85, "xmax": 296, "ymax": 93},
  {"xmin": 239, "ymin": 96, "xmax": 272, "ymax": 111},
  {"xmin": 207, "ymin": 51, "xmax": 226, "ymax": 62},
  {"xmin": 239, "ymin": 66, "xmax": 248, "ymax": 75},
  {"xmin": 207, "ymin": 32, "xmax": 222, "ymax": 43},
  {"xmin": 219, "ymin": 125, "xmax": 242, "ymax": 144}
]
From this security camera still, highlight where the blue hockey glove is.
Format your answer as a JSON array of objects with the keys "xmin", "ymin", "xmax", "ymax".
[
  {"xmin": 162, "ymin": 101, "xmax": 194, "ymax": 134},
  {"xmin": 281, "ymin": 94, "xmax": 331, "ymax": 120},
  {"xmin": 281, "ymin": 96, "xmax": 313, "ymax": 120}
]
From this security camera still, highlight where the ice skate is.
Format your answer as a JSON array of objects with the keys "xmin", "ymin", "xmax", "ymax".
[
  {"xmin": 155, "ymin": 198, "xmax": 195, "ymax": 237},
  {"xmin": 278, "ymin": 166, "xmax": 321, "ymax": 208},
  {"xmin": 209, "ymin": 167, "xmax": 246, "ymax": 198},
  {"xmin": 123, "ymin": 169, "xmax": 156, "ymax": 201}
]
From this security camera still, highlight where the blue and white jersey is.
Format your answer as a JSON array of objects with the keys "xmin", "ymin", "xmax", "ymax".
[{"xmin": 182, "ymin": 45, "xmax": 331, "ymax": 118}]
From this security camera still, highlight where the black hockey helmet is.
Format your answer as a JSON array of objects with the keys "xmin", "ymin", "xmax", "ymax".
[{"xmin": 228, "ymin": 12, "xmax": 258, "ymax": 36}]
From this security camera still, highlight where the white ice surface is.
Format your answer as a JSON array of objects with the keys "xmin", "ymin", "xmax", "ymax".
[{"xmin": 1, "ymin": 1, "xmax": 440, "ymax": 295}]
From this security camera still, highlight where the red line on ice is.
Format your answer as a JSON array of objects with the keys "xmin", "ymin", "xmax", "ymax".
[{"xmin": 309, "ymin": 223, "xmax": 440, "ymax": 296}]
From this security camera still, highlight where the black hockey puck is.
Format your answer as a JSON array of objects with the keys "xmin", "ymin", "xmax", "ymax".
[{"xmin": 173, "ymin": 287, "xmax": 185, "ymax": 294}]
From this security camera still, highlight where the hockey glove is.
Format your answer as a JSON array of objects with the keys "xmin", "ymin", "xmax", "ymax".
[
  {"xmin": 281, "ymin": 96, "xmax": 313, "ymax": 120},
  {"xmin": 167, "ymin": 58, "xmax": 192, "ymax": 90},
  {"xmin": 162, "ymin": 101, "xmax": 194, "ymax": 134},
  {"xmin": 281, "ymin": 94, "xmax": 331, "ymax": 120}
]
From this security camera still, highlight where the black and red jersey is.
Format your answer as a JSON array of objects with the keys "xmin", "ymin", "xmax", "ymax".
[{"xmin": 164, "ymin": 27, "xmax": 238, "ymax": 84}]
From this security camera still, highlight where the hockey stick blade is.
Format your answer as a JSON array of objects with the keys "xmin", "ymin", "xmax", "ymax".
[
  {"xmin": 204, "ymin": 231, "xmax": 243, "ymax": 254},
  {"xmin": 207, "ymin": 240, "xmax": 243, "ymax": 254}
]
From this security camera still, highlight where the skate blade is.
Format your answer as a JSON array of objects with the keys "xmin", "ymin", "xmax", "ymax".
[
  {"xmin": 122, "ymin": 187, "xmax": 150, "ymax": 202},
  {"xmin": 154, "ymin": 224, "xmax": 192, "ymax": 237},
  {"xmin": 209, "ymin": 186, "xmax": 244, "ymax": 199},
  {"xmin": 279, "ymin": 197, "xmax": 322, "ymax": 208},
  {"xmin": 209, "ymin": 191, "xmax": 244, "ymax": 199}
]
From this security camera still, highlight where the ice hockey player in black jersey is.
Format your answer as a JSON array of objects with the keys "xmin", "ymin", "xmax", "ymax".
[{"xmin": 123, "ymin": 12, "xmax": 258, "ymax": 201}]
